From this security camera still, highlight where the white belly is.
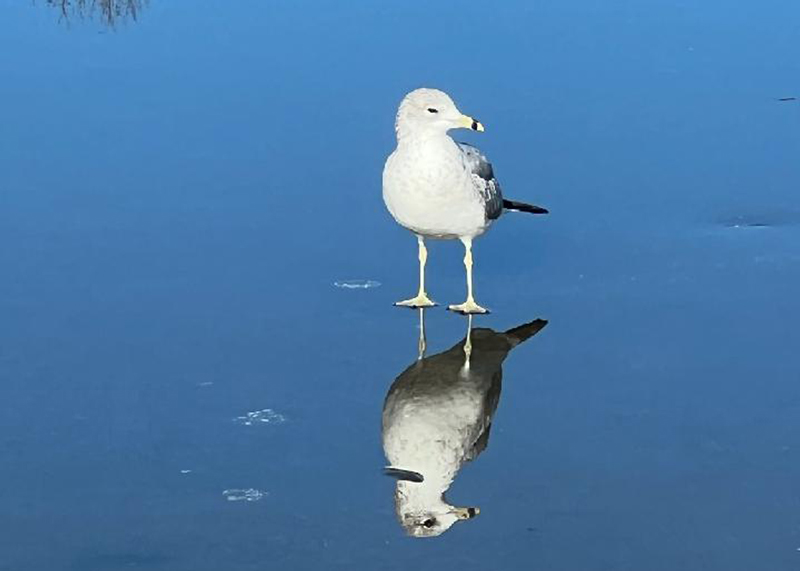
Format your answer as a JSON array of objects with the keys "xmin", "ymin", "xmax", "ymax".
[
  {"xmin": 382, "ymin": 145, "xmax": 492, "ymax": 239},
  {"xmin": 382, "ymin": 393, "xmax": 482, "ymax": 475}
]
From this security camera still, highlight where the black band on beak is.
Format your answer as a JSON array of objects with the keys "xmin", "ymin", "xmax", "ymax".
[
  {"xmin": 467, "ymin": 507, "xmax": 477, "ymax": 518},
  {"xmin": 471, "ymin": 121, "xmax": 479, "ymax": 131}
]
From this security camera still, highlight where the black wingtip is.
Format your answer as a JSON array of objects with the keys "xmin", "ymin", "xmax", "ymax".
[
  {"xmin": 504, "ymin": 319, "xmax": 548, "ymax": 346},
  {"xmin": 503, "ymin": 199, "xmax": 549, "ymax": 215}
]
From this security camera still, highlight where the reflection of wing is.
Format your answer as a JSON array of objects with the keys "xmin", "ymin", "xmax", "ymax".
[
  {"xmin": 466, "ymin": 422, "xmax": 492, "ymax": 461},
  {"xmin": 458, "ymin": 142, "xmax": 503, "ymax": 221},
  {"xmin": 465, "ymin": 370, "xmax": 502, "ymax": 462},
  {"xmin": 462, "ymin": 320, "xmax": 549, "ymax": 460}
]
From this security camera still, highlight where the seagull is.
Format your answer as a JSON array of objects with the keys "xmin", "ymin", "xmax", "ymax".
[
  {"xmin": 383, "ymin": 88, "xmax": 548, "ymax": 314},
  {"xmin": 382, "ymin": 310, "xmax": 548, "ymax": 537}
]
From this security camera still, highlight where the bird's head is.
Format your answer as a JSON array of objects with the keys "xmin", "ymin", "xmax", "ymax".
[
  {"xmin": 395, "ymin": 88, "xmax": 484, "ymax": 141},
  {"xmin": 398, "ymin": 504, "xmax": 480, "ymax": 538},
  {"xmin": 386, "ymin": 467, "xmax": 480, "ymax": 538}
]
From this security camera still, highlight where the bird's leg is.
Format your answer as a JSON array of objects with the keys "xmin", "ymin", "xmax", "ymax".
[
  {"xmin": 448, "ymin": 237, "xmax": 489, "ymax": 314},
  {"xmin": 395, "ymin": 235, "xmax": 436, "ymax": 308}
]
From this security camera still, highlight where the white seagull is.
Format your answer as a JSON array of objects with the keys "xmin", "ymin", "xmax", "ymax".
[{"xmin": 383, "ymin": 87, "xmax": 548, "ymax": 314}]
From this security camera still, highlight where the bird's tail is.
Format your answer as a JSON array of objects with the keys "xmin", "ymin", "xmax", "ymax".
[
  {"xmin": 504, "ymin": 319, "xmax": 548, "ymax": 347},
  {"xmin": 503, "ymin": 199, "xmax": 549, "ymax": 215}
]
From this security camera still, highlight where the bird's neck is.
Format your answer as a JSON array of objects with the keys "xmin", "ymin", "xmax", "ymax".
[
  {"xmin": 396, "ymin": 478, "xmax": 454, "ymax": 510},
  {"xmin": 395, "ymin": 129, "xmax": 454, "ymax": 149}
]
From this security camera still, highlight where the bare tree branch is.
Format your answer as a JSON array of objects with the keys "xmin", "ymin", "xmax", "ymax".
[{"xmin": 44, "ymin": 0, "xmax": 147, "ymax": 27}]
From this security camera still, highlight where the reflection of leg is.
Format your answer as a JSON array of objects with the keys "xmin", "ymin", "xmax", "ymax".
[
  {"xmin": 417, "ymin": 308, "xmax": 427, "ymax": 359},
  {"xmin": 395, "ymin": 235, "xmax": 436, "ymax": 308},
  {"xmin": 448, "ymin": 237, "xmax": 488, "ymax": 314},
  {"xmin": 462, "ymin": 314, "xmax": 473, "ymax": 371}
]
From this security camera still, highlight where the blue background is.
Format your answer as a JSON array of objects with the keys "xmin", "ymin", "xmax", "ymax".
[{"xmin": 1, "ymin": 1, "xmax": 799, "ymax": 569}]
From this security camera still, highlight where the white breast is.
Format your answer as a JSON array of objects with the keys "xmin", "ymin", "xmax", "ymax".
[
  {"xmin": 383, "ymin": 137, "xmax": 491, "ymax": 239},
  {"xmin": 382, "ymin": 387, "xmax": 484, "ymax": 485}
]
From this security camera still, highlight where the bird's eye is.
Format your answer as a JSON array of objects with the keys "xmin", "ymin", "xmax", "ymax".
[
  {"xmin": 427, "ymin": 108, "xmax": 438, "ymax": 114},
  {"xmin": 422, "ymin": 518, "xmax": 435, "ymax": 528}
]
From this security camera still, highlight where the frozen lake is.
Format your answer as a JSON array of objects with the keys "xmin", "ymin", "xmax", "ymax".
[{"xmin": 1, "ymin": 1, "xmax": 799, "ymax": 569}]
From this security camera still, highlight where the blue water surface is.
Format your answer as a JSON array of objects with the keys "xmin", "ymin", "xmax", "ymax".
[{"xmin": 1, "ymin": 1, "xmax": 799, "ymax": 569}]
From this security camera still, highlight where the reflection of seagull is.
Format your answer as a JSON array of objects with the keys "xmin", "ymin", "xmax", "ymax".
[
  {"xmin": 382, "ymin": 311, "xmax": 547, "ymax": 538},
  {"xmin": 383, "ymin": 88, "xmax": 548, "ymax": 314}
]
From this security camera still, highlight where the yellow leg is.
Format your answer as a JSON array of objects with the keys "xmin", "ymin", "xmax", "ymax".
[
  {"xmin": 448, "ymin": 237, "xmax": 489, "ymax": 314},
  {"xmin": 395, "ymin": 235, "xmax": 436, "ymax": 308}
]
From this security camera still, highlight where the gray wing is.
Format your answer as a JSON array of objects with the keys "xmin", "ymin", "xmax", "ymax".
[{"xmin": 457, "ymin": 142, "xmax": 504, "ymax": 220}]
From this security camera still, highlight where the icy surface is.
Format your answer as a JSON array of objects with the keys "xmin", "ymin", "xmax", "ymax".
[
  {"xmin": 222, "ymin": 489, "xmax": 267, "ymax": 502},
  {"xmin": 333, "ymin": 279, "xmax": 381, "ymax": 289},
  {"xmin": 232, "ymin": 408, "xmax": 287, "ymax": 426}
]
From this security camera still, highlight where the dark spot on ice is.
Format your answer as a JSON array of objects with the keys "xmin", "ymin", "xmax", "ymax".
[
  {"xmin": 717, "ymin": 213, "xmax": 800, "ymax": 229},
  {"xmin": 727, "ymin": 221, "xmax": 769, "ymax": 228}
]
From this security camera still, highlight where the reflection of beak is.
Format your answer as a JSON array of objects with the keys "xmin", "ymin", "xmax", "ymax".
[
  {"xmin": 453, "ymin": 506, "xmax": 480, "ymax": 520},
  {"xmin": 458, "ymin": 114, "xmax": 485, "ymax": 132}
]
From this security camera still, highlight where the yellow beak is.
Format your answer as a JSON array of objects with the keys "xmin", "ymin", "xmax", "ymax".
[
  {"xmin": 459, "ymin": 114, "xmax": 485, "ymax": 132},
  {"xmin": 453, "ymin": 506, "xmax": 480, "ymax": 519}
]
